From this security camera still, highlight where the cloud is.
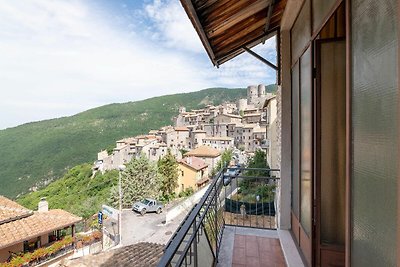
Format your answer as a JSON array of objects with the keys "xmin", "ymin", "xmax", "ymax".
[
  {"xmin": 144, "ymin": 0, "xmax": 204, "ymax": 53},
  {"xmin": 0, "ymin": 0, "xmax": 277, "ymax": 129},
  {"xmin": 144, "ymin": 0, "xmax": 277, "ymax": 86},
  {"xmin": 0, "ymin": 0, "xmax": 209, "ymax": 129}
]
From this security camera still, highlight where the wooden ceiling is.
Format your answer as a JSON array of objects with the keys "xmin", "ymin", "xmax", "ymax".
[{"xmin": 180, "ymin": 0, "xmax": 287, "ymax": 66}]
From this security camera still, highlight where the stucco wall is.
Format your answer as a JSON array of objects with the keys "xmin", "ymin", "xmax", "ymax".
[
  {"xmin": 0, "ymin": 243, "xmax": 24, "ymax": 262},
  {"xmin": 177, "ymin": 164, "xmax": 199, "ymax": 194}
]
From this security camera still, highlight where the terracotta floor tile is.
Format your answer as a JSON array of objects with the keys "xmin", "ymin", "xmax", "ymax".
[
  {"xmin": 234, "ymin": 234, "xmax": 246, "ymax": 248},
  {"xmin": 232, "ymin": 247, "xmax": 246, "ymax": 265},
  {"xmin": 257, "ymin": 237, "xmax": 272, "ymax": 251},
  {"xmin": 245, "ymin": 235, "xmax": 257, "ymax": 243},
  {"xmin": 245, "ymin": 242, "xmax": 259, "ymax": 257},
  {"xmin": 246, "ymin": 256, "xmax": 261, "ymax": 267},
  {"xmin": 231, "ymin": 234, "xmax": 287, "ymax": 267}
]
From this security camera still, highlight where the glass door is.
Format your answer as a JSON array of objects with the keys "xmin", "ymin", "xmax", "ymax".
[{"xmin": 315, "ymin": 38, "xmax": 346, "ymax": 267}]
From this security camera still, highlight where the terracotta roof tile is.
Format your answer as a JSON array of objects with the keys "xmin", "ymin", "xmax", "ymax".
[
  {"xmin": 0, "ymin": 196, "xmax": 32, "ymax": 223},
  {"xmin": 0, "ymin": 196, "xmax": 82, "ymax": 250},
  {"xmin": 61, "ymin": 242, "xmax": 164, "ymax": 267},
  {"xmin": 185, "ymin": 146, "xmax": 221, "ymax": 158},
  {"xmin": 179, "ymin": 157, "xmax": 208, "ymax": 171},
  {"xmin": 174, "ymin": 126, "xmax": 189, "ymax": 131}
]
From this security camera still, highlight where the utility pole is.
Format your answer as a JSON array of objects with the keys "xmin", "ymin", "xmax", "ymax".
[{"xmin": 118, "ymin": 165, "xmax": 126, "ymax": 246}]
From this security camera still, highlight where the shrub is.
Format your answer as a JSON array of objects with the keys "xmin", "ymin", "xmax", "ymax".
[
  {"xmin": 178, "ymin": 187, "xmax": 194, "ymax": 198},
  {"xmin": 9, "ymin": 256, "xmax": 25, "ymax": 267},
  {"xmin": 92, "ymin": 231, "xmax": 102, "ymax": 240}
]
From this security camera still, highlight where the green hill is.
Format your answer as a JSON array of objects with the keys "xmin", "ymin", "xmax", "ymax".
[
  {"xmin": 17, "ymin": 164, "xmax": 118, "ymax": 219},
  {"xmin": 266, "ymin": 84, "xmax": 277, "ymax": 93},
  {"xmin": 0, "ymin": 88, "xmax": 247, "ymax": 198}
]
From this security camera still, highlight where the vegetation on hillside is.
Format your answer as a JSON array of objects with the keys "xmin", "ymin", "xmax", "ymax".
[
  {"xmin": 110, "ymin": 154, "xmax": 160, "ymax": 208},
  {"xmin": 17, "ymin": 164, "xmax": 118, "ymax": 218},
  {"xmin": 158, "ymin": 149, "xmax": 179, "ymax": 201},
  {"xmin": 0, "ymin": 88, "xmax": 247, "ymax": 198}
]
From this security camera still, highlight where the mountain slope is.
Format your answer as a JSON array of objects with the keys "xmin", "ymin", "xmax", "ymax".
[
  {"xmin": 0, "ymin": 88, "xmax": 246, "ymax": 198},
  {"xmin": 17, "ymin": 164, "xmax": 118, "ymax": 218}
]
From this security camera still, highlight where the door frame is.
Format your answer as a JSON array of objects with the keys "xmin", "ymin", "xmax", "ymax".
[{"xmin": 314, "ymin": 37, "xmax": 346, "ymax": 267}]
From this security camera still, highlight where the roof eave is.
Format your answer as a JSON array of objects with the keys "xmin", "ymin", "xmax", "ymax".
[
  {"xmin": 180, "ymin": 0, "xmax": 218, "ymax": 66},
  {"xmin": 0, "ymin": 218, "xmax": 81, "ymax": 250}
]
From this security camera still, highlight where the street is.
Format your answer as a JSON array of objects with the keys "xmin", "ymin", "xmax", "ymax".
[{"xmin": 121, "ymin": 208, "xmax": 187, "ymax": 246}]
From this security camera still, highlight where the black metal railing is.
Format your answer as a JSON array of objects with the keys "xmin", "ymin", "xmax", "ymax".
[{"xmin": 158, "ymin": 167, "xmax": 280, "ymax": 267}]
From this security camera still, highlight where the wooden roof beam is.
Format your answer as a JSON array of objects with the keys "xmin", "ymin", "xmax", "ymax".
[
  {"xmin": 216, "ymin": 30, "xmax": 277, "ymax": 65},
  {"xmin": 265, "ymin": 0, "xmax": 275, "ymax": 32},
  {"xmin": 206, "ymin": 0, "xmax": 272, "ymax": 38},
  {"xmin": 181, "ymin": 0, "xmax": 217, "ymax": 65},
  {"xmin": 244, "ymin": 46, "xmax": 278, "ymax": 71}
]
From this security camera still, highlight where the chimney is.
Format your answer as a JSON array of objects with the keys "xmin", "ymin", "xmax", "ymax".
[
  {"xmin": 187, "ymin": 157, "xmax": 192, "ymax": 165},
  {"xmin": 38, "ymin": 197, "xmax": 49, "ymax": 212}
]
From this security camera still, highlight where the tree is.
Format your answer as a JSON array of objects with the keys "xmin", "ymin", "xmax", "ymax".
[
  {"xmin": 111, "ymin": 154, "xmax": 160, "ymax": 207},
  {"xmin": 158, "ymin": 149, "xmax": 179, "ymax": 200},
  {"xmin": 212, "ymin": 149, "xmax": 233, "ymax": 176},
  {"xmin": 246, "ymin": 149, "xmax": 269, "ymax": 176},
  {"xmin": 241, "ymin": 149, "xmax": 270, "ymax": 191}
]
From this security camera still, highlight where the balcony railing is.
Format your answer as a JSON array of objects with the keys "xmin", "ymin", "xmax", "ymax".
[{"xmin": 158, "ymin": 167, "xmax": 280, "ymax": 267}]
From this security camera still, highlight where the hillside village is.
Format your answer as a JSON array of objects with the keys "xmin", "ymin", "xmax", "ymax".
[{"xmin": 94, "ymin": 84, "xmax": 278, "ymax": 193}]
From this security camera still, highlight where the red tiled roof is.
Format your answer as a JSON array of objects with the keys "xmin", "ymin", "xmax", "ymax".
[
  {"xmin": 185, "ymin": 145, "xmax": 221, "ymax": 158},
  {"xmin": 0, "ymin": 196, "xmax": 32, "ymax": 223},
  {"xmin": 0, "ymin": 196, "xmax": 82, "ymax": 250},
  {"xmin": 61, "ymin": 242, "xmax": 164, "ymax": 267},
  {"xmin": 179, "ymin": 157, "xmax": 208, "ymax": 171},
  {"xmin": 174, "ymin": 126, "xmax": 190, "ymax": 131}
]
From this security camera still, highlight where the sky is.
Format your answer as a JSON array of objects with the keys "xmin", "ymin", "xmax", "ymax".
[{"xmin": 0, "ymin": 0, "xmax": 277, "ymax": 130}]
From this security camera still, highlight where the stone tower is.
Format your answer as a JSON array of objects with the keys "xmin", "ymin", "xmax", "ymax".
[
  {"xmin": 258, "ymin": 84, "xmax": 266, "ymax": 97},
  {"xmin": 247, "ymin": 85, "xmax": 258, "ymax": 105},
  {"xmin": 237, "ymin": 99, "xmax": 247, "ymax": 112},
  {"xmin": 178, "ymin": 106, "xmax": 186, "ymax": 114}
]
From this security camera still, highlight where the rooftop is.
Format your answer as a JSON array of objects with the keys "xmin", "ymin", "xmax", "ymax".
[
  {"xmin": 203, "ymin": 136, "xmax": 234, "ymax": 141},
  {"xmin": 179, "ymin": 156, "xmax": 208, "ymax": 171},
  {"xmin": 185, "ymin": 145, "xmax": 221, "ymax": 158},
  {"xmin": 218, "ymin": 113, "xmax": 242, "ymax": 119},
  {"xmin": 0, "ymin": 196, "xmax": 81, "ymax": 250},
  {"xmin": 180, "ymin": 0, "xmax": 287, "ymax": 66},
  {"xmin": 61, "ymin": 242, "xmax": 164, "ymax": 267},
  {"xmin": 0, "ymin": 196, "xmax": 32, "ymax": 223},
  {"xmin": 174, "ymin": 126, "xmax": 190, "ymax": 131}
]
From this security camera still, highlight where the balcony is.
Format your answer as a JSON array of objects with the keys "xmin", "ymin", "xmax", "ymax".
[
  {"xmin": 158, "ymin": 168, "xmax": 304, "ymax": 267},
  {"xmin": 260, "ymin": 139, "xmax": 270, "ymax": 149}
]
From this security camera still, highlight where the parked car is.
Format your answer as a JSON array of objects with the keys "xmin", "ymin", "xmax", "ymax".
[
  {"xmin": 132, "ymin": 198, "xmax": 163, "ymax": 216},
  {"xmin": 223, "ymin": 176, "xmax": 231, "ymax": 186},
  {"xmin": 224, "ymin": 168, "xmax": 236, "ymax": 178}
]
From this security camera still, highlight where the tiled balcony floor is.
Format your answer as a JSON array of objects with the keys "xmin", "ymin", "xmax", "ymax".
[
  {"xmin": 218, "ymin": 226, "xmax": 287, "ymax": 267},
  {"xmin": 232, "ymin": 234, "xmax": 285, "ymax": 267}
]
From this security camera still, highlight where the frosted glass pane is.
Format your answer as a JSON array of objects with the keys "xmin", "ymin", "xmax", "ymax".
[
  {"xmin": 300, "ymin": 47, "xmax": 312, "ymax": 236},
  {"xmin": 320, "ymin": 40, "xmax": 346, "ymax": 245},
  {"xmin": 291, "ymin": 0, "xmax": 311, "ymax": 64},
  {"xmin": 291, "ymin": 62, "xmax": 300, "ymax": 218},
  {"xmin": 312, "ymin": 0, "xmax": 336, "ymax": 32},
  {"xmin": 351, "ymin": 0, "xmax": 398, "ymax": 266}
]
